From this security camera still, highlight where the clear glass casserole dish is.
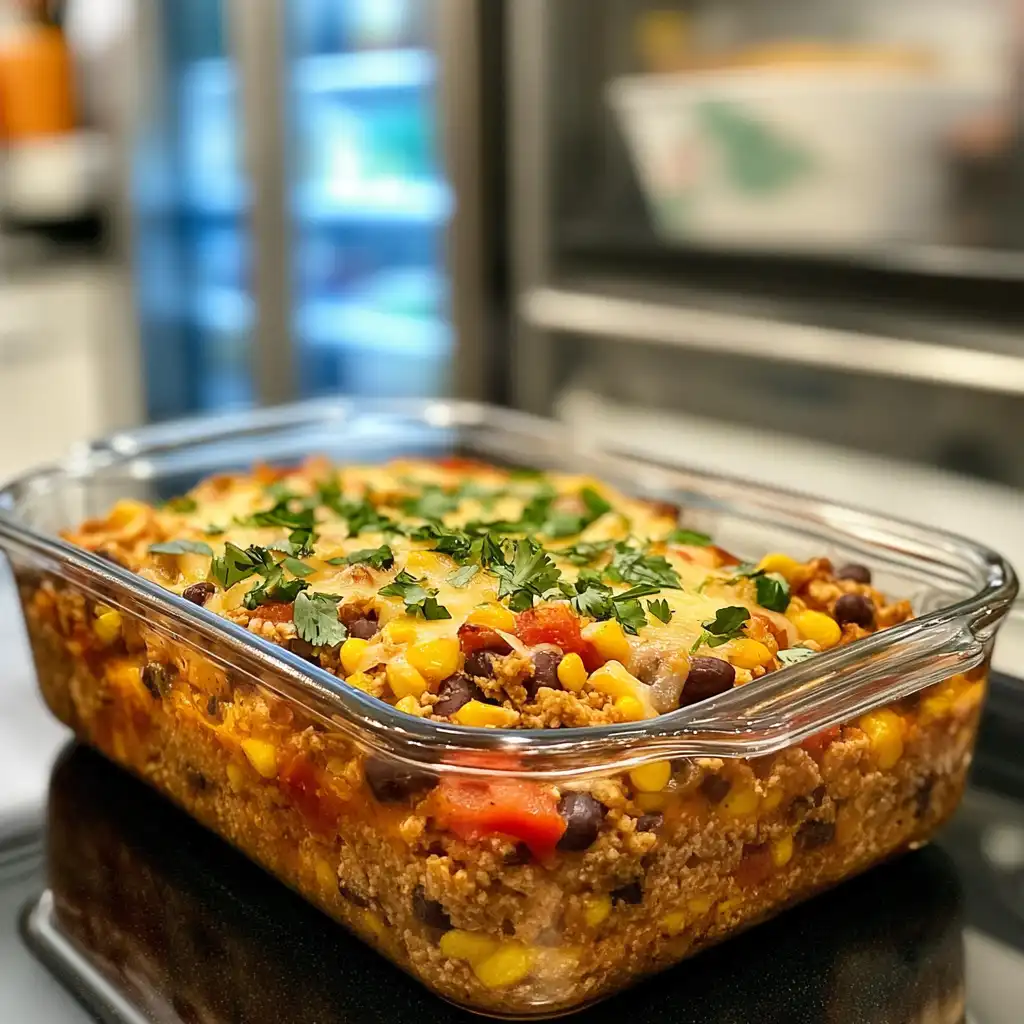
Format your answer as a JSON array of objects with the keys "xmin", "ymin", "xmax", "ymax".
[{"xmin": 0, "ymin": 399, "xmax": 1015, "ymax": 1017}]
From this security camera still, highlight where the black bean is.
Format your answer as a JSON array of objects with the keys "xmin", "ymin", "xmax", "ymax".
[
  {"xmin": 635, "ymin": 812, "xmax": 664, "ymax": 834},
  {"xmin": 206, "ymin": 695, "xmax": 219, "ymax": 717},
  {"xmin": 797, "ymin": 819, "xmax": 836, "ymax": 850},
  {"xmin": 433, "ymin": 674, "xmax": 478, "ymax": 717},
  {"xmin": 914, "ymin": 777, "xmax": 936, "ymax": 819},
  {"xmin": 182, "ymin": 582, "xmax": 215, "ymax": 606},
  {"xmin": 141, "ymin": 662, "xmax": 173, "ymax": 700},
  {"xmin": 185, "ymin": 768, "xmax": 209, "ymax": 792},
  {"xmin": 700, "ymin": 774, "xmax": 731, "ymax": 804},
  {"xmin": 611, "ymin": 881, "xmax": 643, "ymax": 905},
  {"xmin": 338, "ymin": 885, "xmax": 370, "ymax": 909},
  {"xmin": 412, "ymin": 886, "xmax": 451, "ymax": 931},
  {"xmin": 835, "ymin": 563, "xmax": 872, "ymax": 585},
  {"xmin": 556, "ymin": 791, "xmax": 606, "ymax": 851},
  {"xmin": 504, "ymin": 843, "xmax": 532, "ymax": 865},
  {"xmin": 811, "ymin": 784, "xmax": 828, "ymax": 807},
  {"xmin": 528, "ymin": 651, "xmax": 563, "ymax": 699},
  {"xmin": 681, "ymin": 657, "xmax": 736, "ymax": 706},
  {"xmin": 833, "ymin": 593, "xmax": 875, "ymax": 629},
  {"xmin": 348, "ymin": 617, "xmax": 379, "ymax": 640},
  {"xmin": 364, "ymin": 757, "xmax": 437, "ymax": 803},
  {"xmin": 464, "ymin": 651, "xmax": 496, "ymax": 679}
]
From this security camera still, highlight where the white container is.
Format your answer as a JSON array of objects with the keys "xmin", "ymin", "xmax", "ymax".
[{"xmin": 608, "ymin": 67, "xmax": 991, "ymax": 252}]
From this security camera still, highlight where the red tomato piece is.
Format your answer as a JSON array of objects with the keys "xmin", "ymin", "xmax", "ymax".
[
  {"xmin": 280, "ymin": 755, "xmax": 345, "ymax": 834},
  {"xmin": 515, "ymin": 604, "xmax": 600, "ymax": 671},
  {"xmin": 435, "ymin": 457, "xmax": 492, "ymax": 472},
  {"xmin": 437, "ymin": 777, "xmax": 566, "ymax": 859},
  {"xmin": 734, "ymin": 843, "xmax": 774, "ymax": 888},
  {"xmin": 457, "ymin": 623, "xmax": 512, "ymax": 656},
  {"xmin": 801, "ymin": 725, "xmax": 841, "ymax": 761},
  {"xmin": 257, "ymin": 601, "xmax": 295, "ymax": 624}
]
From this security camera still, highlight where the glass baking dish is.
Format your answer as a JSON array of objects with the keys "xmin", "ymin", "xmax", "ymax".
[{"xmin": 0, "ymin": 399, "xmax": 1015, "ymax": 1017}]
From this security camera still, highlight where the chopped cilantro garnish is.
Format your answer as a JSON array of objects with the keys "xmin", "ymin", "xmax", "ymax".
[
  {"xmin": 149, "ymin": 539, "xmax": 213, "ymax": 557},
  {"xmin": 204, "ymin": 524, "xmax": 226, "ymax": 537},
  {"xmin": 242, "ymin": 565, "xmax": 309, "ymax": 610},
  {"xmin": 293, "ymin": 591, "xmax": 348, "ymax": 647},
  {"xmin": 607, "ymin": 544, "xmax": 682, "ymax": 589},
  {"xmin": 401, "ymin": 486, "xmax": 461, "ymax": 521},
  {"xmin": 668, "ymin": 528, "xmax": 712, "ymax": 546},
  {"xmin": 491, "ymin": 539, "xmax": 562, "ymax": 612},
  {"xmin": 281, "ymin": 557, "xmax": 316, "ymax": 578},
  {"xmin": 754, "ymin": 573, "xmax": 791, "ymax": 613},
  {"xmin": 328, "ymin": 545, "xmax": 395, "ymax": 571},
  {"xmin": 647, "ymin": 598, "xmax": 673, "ymax": 624},
  {"xmin": 379, "ymin": 571, "xmax": 452, "ymax": 620},
  {"xmin": 691, "ymin": 606, "xmax": 751, "ymax": 652},
  {"xmin": 236, "ymin": 496, "xmax": 317, "ymax": 555},
  {"xmin": 164, "ymin": 496, "xmax": 198, "ymax": 513},
  {"xmin": 448, "ymin": 565, "xmax": 481, "ymax": 588},
  {"xmin": 555, "ymin": 540, "xmax": 613, "ymax": 566},
  {"xmin": 210, "ymin": 542, "xmax": 264, "ymax": 589},
  {"xmin": 778, "ymin": 647, "xmax": 816, "ymax": 666}
]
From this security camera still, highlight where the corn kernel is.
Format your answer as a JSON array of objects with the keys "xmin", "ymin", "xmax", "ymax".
[
  {"xmin": 345, "ymin": 671, "xmax": 375, "ymax": 692},
  {"xmin": 452, "ymin": 700, "xmax": 520, "ymax": 729},
  {"xmin": 686, "ymin": 895, "xmax": 714, "ymax": 916},
  {"xmin": 615, "ymin": 695, "xmax": 646, "ymax": 722},
  {"xmin": 636, "ymin": 791, "xmax": 669, "ymax": 813},
  {"xmin": 756, "ymin": 553, "xmax": 801, "ymax": 582},
  {"xmin": 629, "ymin": 760, "xmax": 672, "ymax": 793},
  {"xmin": 835, "ymin": 805, "xmax": 858, "ymax": 846},
  {"xmin": 660, "ymin": 910, "xmax": 688, "ymax": 936},
  {"xmin": 315, "ymin": 858, "xmax": 337, "ymax": 894},
  {"xmin": 405, "ymin": 550, "xmax": 446, "ymax": 575},
  {"xmin": 582, "ymin": 620, "xmax": 632, "ymax": 665},
  {"xmin": 109, "ymin": 499, "xmax": 148, "ymax": 529},
  {"xmin": 93, "ymin": 610, "xmax": 123, "ymax": 646},
  {"xmin": 340, "ymin": 637, "xmax": 370, "ymax": 675},
  {"xmin": 382, "ymin": 618, "xmax": 417, "ymax": 644},
  {"xmin": 473, "ymin": 943, "xmax": 534, "ymax": 989},
  {"xmin": 466, "ymin": 603, "xmax": 517, "ymax": 633},
  {"xmin": 407, "ymin": 638, "xmax": 461, "ymax": 684},
  {"xmin": 771, "ymin": 833, "xmax": 794, "ymax": 867},
  {"xmin": 394, "ymin": 695, "xmax": 421, "ymax": 716},
  {"xmin": 226, "ymin": 762, "xmax": 245, "ymax": 792},
  {"xmin": 720, "ymin": 784, "xmax": 759, "ymax": 818},
  {"xmin": 386, "ymin": 659, "xmax": 427, "ymax": 699},
  {"xmin": 792, "ymin": 610, "xmax": 842, "ymax": 650},
  {"xmin": 716, "ymin": 897, "xmax": 742, "ymax": 920},
  {"xmin": 361, "ymin": 908, "xmax": 386, "ymax": 943},
  {"xmin": 589, "ymin": 661, "xmax": 643, "ymax": 698},
  {"xmin": 440, "ymin": 930, "xmax": 499, "ymax": 967},
  {"xmin": 729, "ymin": 638, "xmax": 773, "ymax": 670},
  {"xmin": 582, "ymin": 893, "xmax": 611, "ymax": 928},
  {"xmin": 557, "ymin": 653, "xmax": 587, "ymax": 692},
  {"xmin": 241, "ymin": 738, "xmax": 278, "ymax": 779},
  {"xmin": 859, "ymin": 708, "xmax": 905, "ymax": 769}
]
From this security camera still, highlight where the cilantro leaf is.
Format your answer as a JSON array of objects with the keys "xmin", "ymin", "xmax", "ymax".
[
  {"xmin": 755, "ymin": 573, "xmax": 791, "ymax": 613},
  {"xmin": 293, "ymin": 591, "xmax": 348, "ymax": 647},
  {"xmin": 242, "ymin": 565, "xmax": 310, "ymax": 610},
  {"xmin": 647, "ymin": 598, "xmax": 673, "ymax": 624},
  {"xmin": 691, "ymin": 606, "xmax": 750, "ymax": 652},
  {"xmin": 401, "ymin": 486, "xmax": 461, "ymax": 521},
  {"xmin": 420, "ymin": 597, "xmax": 453, "ymax": 620},
  {"xmin": 668, "ymin": 528, "xmax": 712, "ymax": 546},
  {"xmin": 210, "ymin": 543, "xmax": 271, "ymax": 589},
  {"xmin": 164, "ymin": 496, "xmax": 198, "ymax": 513},
  {"xmin": 317, "ymin": 483, "xmax": 396, "ymax": 537},
  {"xmin": 607, "ymin": 545, "xmax": 682, "ymax": 589},
  {"xmin": 328, "ymin": 545, "xmax": 395, "ymax": 571},
  {"xmin": 432, "ymin": 531, "xmax": 474, "ymax": 563},
  {"xmin": 491, "ymin": 539, "xmax": 562, "ymax": 612},
  {"xmin": 282, "ymin": 557, "xmax": 316, "ymax": 578},
  {"xmin": 448, "ymin": 565, "xmax": 480, "ymax": 588},
  {"xmin": 149, "ymin": 539, "xmax": 213, "ymax": 557},
  {"xmin": 613, "ymin": 598, "xmax": 648, "ymax": 635},
  {"xmin": 778, "ymin": 647, "xmax": 816, "ymax": 666},
  {"xmin": 378, "ymin": 571, "xmax": 452, "ymax": 620},
  {"xmin": 554, "ymin": 540, "xmax": 613, "ymax": 566},
  {"xmin": 581, "ymin": 487, "xmax": 612, "ymax": 520},
  {"xmin": 204, "ymin": 524, "xmax": 226, "ymax": 536}
]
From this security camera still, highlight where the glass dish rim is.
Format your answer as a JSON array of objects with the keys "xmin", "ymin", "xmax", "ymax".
[{"xmin": 0, "ymin": 397, "xmax": 1016, "ymax": 776}]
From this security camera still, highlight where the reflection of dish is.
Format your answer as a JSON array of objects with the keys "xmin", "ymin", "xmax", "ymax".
[{"xmin": 694, "ymin": 42, "xmax": 937, "ymax": 74}]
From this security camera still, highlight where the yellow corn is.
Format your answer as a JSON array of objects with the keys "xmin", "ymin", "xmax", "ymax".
[
  {"xmin": 636, "ymin": 791, "xmax": 669, "ymax": 812},
  {"xmin": 108, "ymin": 499, "xmax": 148, "ymax": 528},
  {"xmin": 452, "ymin": 700, "xmax": 519, "ymax": 729},
  {"xmin": 226, "ymin": 762, "xmax": 246, "ymax": 792},
  {"xmin": 345, "ymin": 671, "xmax": 375, "ymax": 692},
  {"xmin": 720, "ymin": 783, "xmax": 759, "ymax": 818},
  {"xmin": 557, "ymin": 653, "xmax": 587, "ymax": 692},
  {"xmin": 382, "ymin": 618, "xmax": 417, "ymax": 645},
  {"xmin": 466, "ymin": 603, "xmax": 517, "ymax": 633},
  {"xmin": 771, "ymin": 833, "xmax": 794, "ymax": 867},
  {"xmin": 340, "ymin": 637, "xmax": 370, "ymax": 675},
  {"xmin": 407, "ymin": 637, "xmax": 461, "ymax": 684},
  {"xmin": 361, "ymin": 908, "xmax": 386, "ymax": 943},
  {"xmin": 394, "ymin": 695, "xmax": 422, "ymax": 716},
  {"xmin": 792, "ymin": 610, "xmax": 842, "ymax": 650},
  {"xmin": 582, "ymin": 893, "xmax": 611, "ymax": 928},
  {"xmin": 241, "ymin": 738, "xmax": 278, "ymax": 779},
  {"xmin": 582, "ymin": 619, "xmax": 632, "ymax": 665},
  {"xmin": 589, "ymin": 661, "xmax": 643, "ymax": 698},
  {"xmin": 473, "ymin": 943, "xmax": 534, "ymax": 989},
  {"xmin": 686, "ymin": 895, "xmax": 714, "ymax": 916},
  {"xmin": 405, "ymin": 550, "xmax": 446, "ymax": 575},
  {"xmin": 660, "ymin": 910, "xmax": 688, "ymax": 936},
  {"xmin": 440, "ymin": 930, "xmax": 499, "ymax": 967},
  {"xmin": 315, "ymin": 858, "xmax": 337, "ymax": 895},
  {"xmin": 629, "ymin": 760, "xmax": 672, "ymax": 793},
  {"xmin": 93, "ymin": 610, "xmax": 123, "ymax": 646},
  {"xmin": 729, "ymin": 639, "xmax": 773, "ymax": 670},
  {"xmin": 716, "ymin": 897, "xmax": 742, "ymax": 920},
  {"xmin": 615, "ymin": 695, "xmax": 646, "ymax": 722},
  {"xmin": 386, "ymin": 659, "xmax": 427, "ymax": 699},
  {"xmin": 761, "ymin": 787, "xmax": 784, "ymax": 813},
  {"xmin": 859, "ymin": 708, "xmax": 905, "ymax": 769},
  {"xmin": 756, "ymin": 553, "xmax": 801, "ymax": 582}
]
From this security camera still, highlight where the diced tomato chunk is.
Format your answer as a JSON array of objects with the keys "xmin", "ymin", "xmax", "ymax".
[
  {"xmin": 435, "ymin": 457, "xmax": 493, "ymax": 472},
  {"xmin": 280, "ymin": 755, "xmax": 345, "ymax": 834},
  {"xmin": 801, "ymin": 725, "xmax": 841, "ymax": 760},
  {"xmin": 515, "ymin": 604, "xmax": 600, "ymax": 671},
  {"xmin": 436, "ymin": 777, "xmax": 566, "ymax": 859},
  {"xmin": 257, "ymin": 601, "xmax": 295, "ymax": 624},
  {"xmin": 734, "ymin": 843, "xmax": 773, "ymax": 888},
  {"xmin": 457, "ymin": 623, "xmax": 512, "ymax": 656}
]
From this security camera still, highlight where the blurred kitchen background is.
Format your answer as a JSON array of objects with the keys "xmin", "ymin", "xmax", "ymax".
[{"xmin": 0, "ymin": 0, "xmax": 1023, "ymax": 571}]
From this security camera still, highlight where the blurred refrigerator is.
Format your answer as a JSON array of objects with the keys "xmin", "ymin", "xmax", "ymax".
[{"xmin": 123, "ymin": 0, "xmax": 490, "ymax": 422}]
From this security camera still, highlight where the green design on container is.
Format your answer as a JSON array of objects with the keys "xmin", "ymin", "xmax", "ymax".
[{"xmin": 698, "ymin": 101, "xmax": 814, "ymax": 197}]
